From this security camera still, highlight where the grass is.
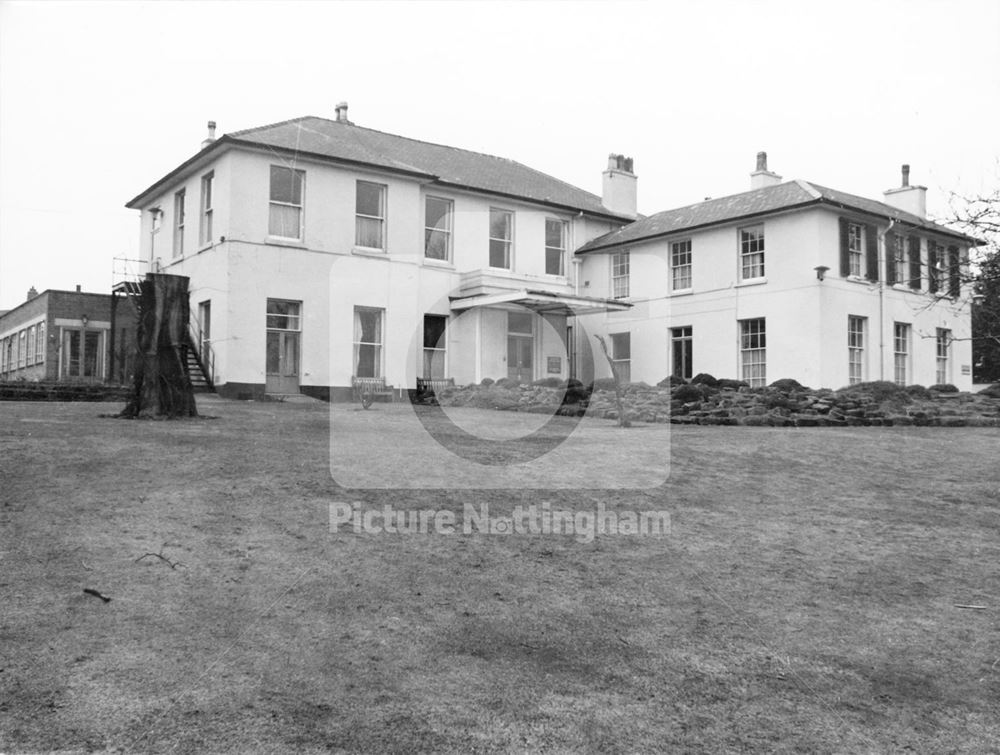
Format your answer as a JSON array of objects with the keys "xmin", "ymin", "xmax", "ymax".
[{"xmin": 1, "ymin": 396, "xmax": 998, "ymax": 753}]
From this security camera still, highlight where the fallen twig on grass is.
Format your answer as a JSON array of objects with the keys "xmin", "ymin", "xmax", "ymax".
[
  {"xmin": 81, "ymin": 561, "xmax": 93, "ymax": 571},
  {"xmin": 83, "ymin": 588, "xmax": 111, "ymax": 603},
  {"xmin": 135, "ymin": 552, "xmax": 182, "ymax": 569},
  {"xmin": 954, "ymin": 604, "xmax": 988, "ymax": 610}
]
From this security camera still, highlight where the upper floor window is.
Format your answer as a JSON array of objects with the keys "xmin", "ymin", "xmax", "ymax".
[
  {"xmin": 545, "ymin": 218, "xmax": 567, "ymax": 276},
  {"xmin": 200, "ymin": 172, "xmax": 214, "ymax": 246},
  {"xmin": 611, "ymin": 251, "xmax": 630, "ymax": 299},
  {"xmin": 928, "ymin": 241, "xmax": 942, "ymax": 293},
  {"xmin": 269, "ymin": 165, "xmax": 304, "ymax": 240},
  {"xmin": 173, "ymin": 189, "xmax": 185, "ymax": 257},
  {"xmin": 424, "ymin": 196, "xmax": 452, "ymax": 261},
  {"xmin": 489, "ymin": 208, "xmax": 513, "ymax": 269},
  {"xmin": 739, "ymin": 225, "xmax": 765, "ymax": 280},
  {"xmin": 671, "ymin": 239, "xmax": 692, "ymax": 290},
  {"xmin": 356, "ymin": 181, "xmax": 386, "ymax": 250},
  {"xmin": 847, "ymin": 223, "xmax": 863, "ymax": 277},
  {"xmin": 907, "ymin": 236, "xmax": 922, "ymax": 290},
  {"xmin": 892, "ymin": 235, "xmax": 907, "ymax": 285}
]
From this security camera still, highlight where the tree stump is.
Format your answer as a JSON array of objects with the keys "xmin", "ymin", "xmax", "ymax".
[{"xmin": 119, "ymin": 274, "xmax": 198, "ymax": 419}]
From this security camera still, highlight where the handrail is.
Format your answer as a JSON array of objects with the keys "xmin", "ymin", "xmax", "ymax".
[{"xmin": 188, "ymin": 313, "xmax": 216, "ymax": 387}]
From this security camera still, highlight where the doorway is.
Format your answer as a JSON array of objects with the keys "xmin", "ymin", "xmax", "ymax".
[
  {"xmin": 265, "ymin": 299, "xmax": 301, "ymax": 393},
  {"xmin": 507, "ymin": 311, "xmax": 533, "ymax": 383}
]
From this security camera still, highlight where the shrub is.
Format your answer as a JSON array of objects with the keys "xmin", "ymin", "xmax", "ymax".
[
  {"xmin": 657, "ymin": 375, "xmax": 687, "ymax": 388},
  {"xmin": 979, "ymin": 383, "xmax": 1000, "ymax": 398},
  {"xmin": 531, "ymin": 377, "xmax": 563, "ymax": 388},
  {"xmin": 690, "ymin": 373, "xmax": 719, "ymax": 387},
  {"xmin": 480, "ymin": 377, "xmax": 495, "ymax": 386},
  {"xmin": 904, "ymin": 384, "xmax": 932, "ymax": 400},
  {"xmin": 494, "ymin": 377, "xmax": 520, "ymax": 389},
  {"xmin": 590, "ymin": 377, "xmax": 619, "ymax": 392},
  {"xmin": 836, "ymin": 380, "xmax": 911, "ymax": 402},
  {"xmin": 672, "ymin": 384, "xmax": 704, "ymax": 402},
  {"xmin": 718, "ymin": 378, "xmax": 750, "ymax": 390},
  {"xmin": 929, "ymin": 383, "xmax": 959, "ymax": 393},
  {"xmin": 769, "ymin": 378, "xmax": 806, "ymax": 392}
]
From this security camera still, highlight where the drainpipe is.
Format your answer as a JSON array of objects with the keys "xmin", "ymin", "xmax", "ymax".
[{"xmin": 878, "ymin": 218, "xmax": 897, "ymax": 381}]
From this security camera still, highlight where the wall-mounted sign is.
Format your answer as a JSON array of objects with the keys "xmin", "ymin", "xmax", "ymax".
[
  {"xmin": 547, "ymin": 356, "xmax": 561, "ymax": 374},
  {"xmin": 961, "ymin": 365, "xmax": 971, "ymax": 375}
]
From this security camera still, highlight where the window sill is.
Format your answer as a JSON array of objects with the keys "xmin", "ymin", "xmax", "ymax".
[
  {"xmin": 352, "ymin": 246, "xmax": 387, "ymax": 257},
  {"xmin": 423, "ymin": 257, "xmax": 454, "ymax": 269},
  {"xmin": 197, "ymin": 241, "xmax": 215, "ymax": 254},
  {"xmin": 266, "ymin": 236, "xmax": 306, "ymax": 248},
  {"xmin": 671, "ymin": 287, "xmax": 693, "ymax": 297},
  {"xmin": 735, "ymin": 277, "xmax": 767, "ymax": 288}
]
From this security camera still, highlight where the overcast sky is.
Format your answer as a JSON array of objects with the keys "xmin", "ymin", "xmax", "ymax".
[{"xmin": 1, "ymin": 0, "xmax": 998, "ymax": 310}]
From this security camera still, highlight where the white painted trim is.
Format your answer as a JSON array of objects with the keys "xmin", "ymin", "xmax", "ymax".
[{"xmin": 55, "ymin": 318, "xmax": 110, "ymax": 329}]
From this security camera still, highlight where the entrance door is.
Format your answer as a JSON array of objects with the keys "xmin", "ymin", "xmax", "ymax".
[
  {"xmin": 265, "ymin": 299, "xmax": 301, "ymax": 393},
  {"xmin": 507, "ymin": 311, "xmax": 534, "ymax": 383},
  {"xmin": 62, "ymin": 328, "xmax": 102, "ymax": 381}
]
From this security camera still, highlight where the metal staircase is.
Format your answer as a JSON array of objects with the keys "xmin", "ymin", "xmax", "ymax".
[{"xmin": 112, "ymin": 257, "xmax": 216, "ymax": 393}]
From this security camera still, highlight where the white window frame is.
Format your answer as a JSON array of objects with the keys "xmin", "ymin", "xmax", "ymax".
[
  {"xmin": 356, "ymin": 180, "xmax": 387, "ymax": 250},
  {"xmin": 848, "ymin": 223, "xmax": 864, "ymax": 277},
  {"xmin": 739, "ymin": 318, "xmax": 766, "ymax": 388},
  {"xmin": 936, "ymin": 328, "xmax": 951, "ymax": 385},
  {"xmin": 671, "ymin": 325, "xmax": 693, "ymax": 380},
  {"xmin": 893, "ymin": 322, "xmax": 910, "ymax": 386},
  {"xmin": 671, "ymin": 239, "xmax": 692, "ymax": 291},
  {"xmin": 173, "ymin": 189, "xmax": 185, "ymax": 257},
  {"xmin": 424, "ymin": 196, "xmax": 453, "ymax": 261},
  {"xmin": 739, "ymin": 225, "xmax": 765, "ymax": 281},
  {"xmin": 610, "ymin": 331, "xmax": 631, "ymax": 384},
  {"xmin": 35, "ymin": 321, "xmax": 45, "ymax": 365},
  {"xmin": 199, "ymin": 172, "xmax": 214, "ymax": 246},
  {"xmin": 545, "ymin": 218, "xmax": 567, "ymax": 276},
  {"xmin": 268, "ymin": 165, "xmax": 305, "ymax": 241},
  {"xmin": 422, "ymin": 314, "xmax": 448, "ymax": 379},
  {"xmin": 893, "ymin": 236, "xmax": 907, "ymax": 286},
  {"xmin": 353, "ymin": 306, "xmax": 385, "ymax": 379},
  {"xmin": 489, "ymin": 208, "xmax": 513, "ymax": 269},
  {"xmin": 611, "ymin": 250, "xmax": 630, "ymax": 299},
  {"xmin": 848, "ymin": 315, "xmax": 866, "ymax": 385}
]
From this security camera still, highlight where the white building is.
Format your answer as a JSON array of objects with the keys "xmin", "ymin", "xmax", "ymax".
[
  {"xmin": 125, "ymin": 105, "xmax": 634, "ymax": 399},
  {"xmin": 575, "ymin": 155, "xmax": 979, "ymax": 390},
  {"xmin": 125, "ymin": 110, "xmax": 978, "ymax": 397}
]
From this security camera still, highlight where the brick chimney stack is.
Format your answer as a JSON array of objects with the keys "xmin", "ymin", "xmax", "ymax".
[
  {"xmin": 750, "ymin": 151, "xmax": 782, "ymax": 189},
  {"xmin": 26, "ymin": 286, "xmax": 38, "ymax": 300},
  {"xmin": 201, "ymin": 121, "xmax": 217, "ymax": 150},
  {"xmin": 884, "ymin": 163, "xmax": 927, "ymax": 218},
  {"xmin": 601, "ymin": 153, "xmax": 637, "ymax": 218}
]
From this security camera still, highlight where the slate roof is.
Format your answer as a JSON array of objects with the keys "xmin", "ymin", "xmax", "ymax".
[
  {"xmin": 576, "ymin": 178, "xmax": 977, "ymax": 254},
  {"xmin": 127, "ymin": 116, "xmax": 631, "ymax": 220}
]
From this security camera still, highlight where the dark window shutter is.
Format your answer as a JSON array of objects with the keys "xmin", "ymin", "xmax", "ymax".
[
  {"xmin": 908, "ymin": 236, "xmax": 922, "ymax": 290},
  {"xmin": 839, "ymin": 218, "xmax": 850, "ymax": 277},
  {"xmin": 885, "ymin": 231, "xmax": 897, "ymax": 285},
  {"xmin": 865, "ymin": 225, "xmax": 879, "ymax": 281},
  {"xmin": 927, "ymin": 242, "xmax": 939, "ymax": 293},
  {"xmin": 948, "ymin": 246, "xmax": 961, "ymax": 298}
]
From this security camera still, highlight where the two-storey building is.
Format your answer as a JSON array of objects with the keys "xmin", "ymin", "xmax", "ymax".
[
  {"xmin": 125, "ymin": 105, "xmax": 634, "ymax": 399},
  {"xmin": 576, "ymin": 155, "xmax": 979, "ymax": 390}
]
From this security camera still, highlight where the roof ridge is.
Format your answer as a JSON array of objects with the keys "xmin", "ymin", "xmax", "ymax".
[
  {"xmin": 228, "ymin": 115, "xmax": 315, "ymax": 138},
  {"xmin": 794, "ymin": 178, "xmax": 822, "ymax": 199}
]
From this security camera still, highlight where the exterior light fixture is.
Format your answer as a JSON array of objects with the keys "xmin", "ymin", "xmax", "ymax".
[
  {"xmin": 81, "ymin": 315, "xmax": 89, "ymax": 328},
  {"xmin": 814, "ymin": 265, "xmax": 829, "ymax": 281}
]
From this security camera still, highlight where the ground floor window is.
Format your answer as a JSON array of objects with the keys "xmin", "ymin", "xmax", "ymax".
[
  {"xmin": 423, "ymin": 314, "xmax": 447, "ymax": 379},
  {"xmin": 266, "ymin": 299, "xmax": 301, "ymax": 393},
  {"xmin": 893, "ymin": 322, "xmax": 910, "ymax": 386},
  {"xmin": 610, "ymin": 331, "xmax": 631, "ymax": 384},
  {"xmin": 739, "ymin": 318, "xmax": 766, "ymax": 388},
  {"xmin": 848, "ymin": 315, "xmax": 866, "ymax": 385},
  {"xmin": 671, "ymin": 326, "xmax": 693, "ymax": 380},
  {"xmin": 936, "ymin": 328, "xmax": 951, "ymax": 385},
  {"xmin": 354, "ymin": 307, "xmax": 384, "ymax": 378},
  {"xmin": 61, "ymin": 328, "xmax": 103, "ymax": 379}
]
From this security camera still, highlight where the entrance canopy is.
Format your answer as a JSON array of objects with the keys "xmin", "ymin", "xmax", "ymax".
[{"xmin": 450, "ymin": 289, "xmax": 631, "ymax": 316}]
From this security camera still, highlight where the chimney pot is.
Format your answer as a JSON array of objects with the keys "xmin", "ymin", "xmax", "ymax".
[
  {"xmin": 901, "ymin": 164, "xmax": 910, "ymax": 187},
  {"xmin": 756, "ymin": 151, "xmax": 768, "ymax": 172},
  {"xmin": 336, "ymin": 101, "xmax": 350, "ymax": 123},
  {"xmin": 75, "ymin": 285, "xmax": 81, "ymax": 293},
  {"xmin": 26, "ymin": 286, "xmax": 38, "ymax": 301},
  {"xmin": 201, "ymin": 120, "xmax": 217, "ymax": 149}
]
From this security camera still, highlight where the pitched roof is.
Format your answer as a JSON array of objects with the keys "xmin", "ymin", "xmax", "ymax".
[
  {"xmin": 576, "ymin": 179, "xmax": 978, "ymax": 254},
  {"xmin": 127, "ymin": 116, "xmax": 630, "ymax": 221}
]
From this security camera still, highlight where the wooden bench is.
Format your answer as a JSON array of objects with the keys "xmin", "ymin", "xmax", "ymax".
[
  {"xmin": 416, "ymin": 377, "xmax": 455, "ymax": 395},
  {"xmin": 352, "ymin": 376, "xmax": 395, "ymax": 403}
]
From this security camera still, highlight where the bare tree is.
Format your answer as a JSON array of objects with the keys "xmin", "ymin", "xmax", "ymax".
[{"xmin": 594, "ymin": 335, "xmax": 630, "ymax": 427}]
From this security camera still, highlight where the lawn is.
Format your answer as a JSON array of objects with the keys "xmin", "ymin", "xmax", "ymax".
[{"xmin": 1, "ymin": 396, "xmax": 998, "ymax": 753}]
